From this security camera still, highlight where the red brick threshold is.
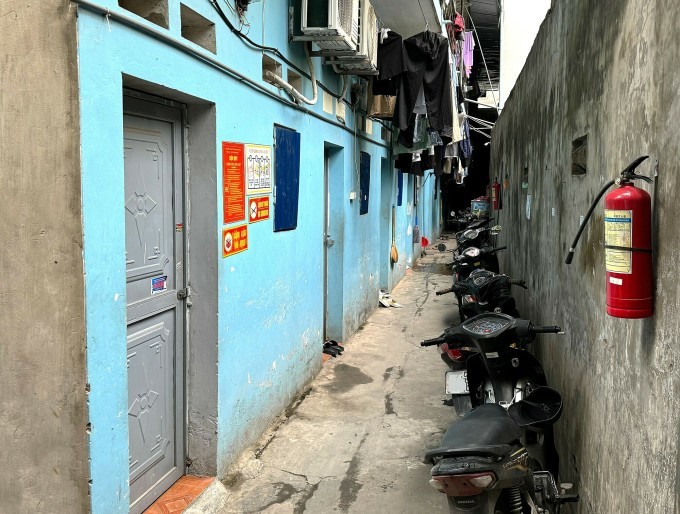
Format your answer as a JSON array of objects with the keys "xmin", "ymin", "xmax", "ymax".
[{"xmin": 143, "ymin": 476, "xmax": 215, "ymax": 514}]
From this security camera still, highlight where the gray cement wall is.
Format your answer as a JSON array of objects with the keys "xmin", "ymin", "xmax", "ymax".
[
  {"xmin": 0, "ymin": 2, "xmax": 89, "ymax": 512},
  {"xmin": 491, "ymin": 1, "xmax": 680, "ymax": 512}
]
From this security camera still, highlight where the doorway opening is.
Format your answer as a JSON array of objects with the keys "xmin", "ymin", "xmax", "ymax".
[
  {"xmin": 122, "ymin": 83, "xmax": 218, "ymax": 512},
  {"xmin": 379, "ymin": 157, "xmax": 392, "ymax": 289},
  {"xmin": 323, "ymin": 143, "xmax": 344, "ymax": 342}
]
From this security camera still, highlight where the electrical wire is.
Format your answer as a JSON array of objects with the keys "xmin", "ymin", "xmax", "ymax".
[{"xmin": 210, "ymin": 0, "xmax": 350, "ymax": 102}]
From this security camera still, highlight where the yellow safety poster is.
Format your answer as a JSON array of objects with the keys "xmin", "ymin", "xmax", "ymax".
[{"xmin": 605, "ymin": 210, "xmax": 632, "ymax": 274}]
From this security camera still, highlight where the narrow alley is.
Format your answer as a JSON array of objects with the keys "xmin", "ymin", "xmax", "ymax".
[
  {"xmin": 7, "ymin": 0, "xmax": 680, "ymax": 512},
  {"xmin": 198, "ymin": 246, "xmax": 459, "ymax": 513}
]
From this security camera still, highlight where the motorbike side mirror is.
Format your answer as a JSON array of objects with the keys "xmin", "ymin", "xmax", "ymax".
[
  {"xmin": 450, "ymin": 211, "xmax": 455, "ymax": 217},
  {"xmin": 437, "ymin": 243, "xmax": 447, "ymax": 252},
  {"xmin": 490, "ymin": 225, "xmax": 502, "ymax": 235}
]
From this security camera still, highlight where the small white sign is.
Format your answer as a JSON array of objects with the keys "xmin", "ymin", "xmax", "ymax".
[{"xmin": 526, "ymin": 195, "xmax": 532, "ymax": 220}]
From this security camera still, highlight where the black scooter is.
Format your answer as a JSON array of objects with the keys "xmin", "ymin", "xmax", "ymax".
[
  {"xmin": 454, "ymin": 226, "xmax": 501, "ymax": 260},
  {"xmin": 421, "ymin": 313, "xmax": 578, "ymax": 513},
  {"xmin": 439, "ymin": 244, "xmax": 507, "ymax": 281},
  {"xmin": 438, "ymin": 269, "xmax": 526, "ymax": 322}
]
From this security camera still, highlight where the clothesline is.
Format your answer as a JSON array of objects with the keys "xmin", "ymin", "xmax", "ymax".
[
  {"xmin": 469, "ymin": 126, "xmax": 491, "ymax": 139},
  {"xmin": 465, "ymin": 114, "xmax": 495, "ymax": 129},
  {"xmin": 465, "ymin": 7, "xmax": 500, "ymax": 114}
]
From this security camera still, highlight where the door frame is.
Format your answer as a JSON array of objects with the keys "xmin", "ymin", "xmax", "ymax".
[
  {"xmin": 123, "ymin": 90, "xmax": 188, "ymax": 513},
  {"xmin": 323, "ymin": 143, "xmax": 344, "ymax": 342},
  {"xmin": 323, "ymin": 150, "xmax": 330, "ymax": 339},
  {"xmin": 379, "ymin": 158, "xmax": 392, "ymax": 289}
]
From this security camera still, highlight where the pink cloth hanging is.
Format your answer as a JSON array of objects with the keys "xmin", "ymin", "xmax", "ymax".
[{"xmin": 463, "ymin": 31, "xmax": 475, "ymax": 78}]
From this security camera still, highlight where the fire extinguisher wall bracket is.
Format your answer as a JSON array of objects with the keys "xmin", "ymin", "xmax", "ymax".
[{"xmin": 564, "ymin": 155, "xmax": 654, "ymax": 319}]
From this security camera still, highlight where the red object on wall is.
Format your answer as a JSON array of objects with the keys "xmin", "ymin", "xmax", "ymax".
[
  {"xmin": 222, "ymin": 224, "xmax": 248, "ymax": 258},
  {"xmin": 222, "ymin": 142, "xmax": 246, "ymax": 224},
  {"xmin": 604, "ymin": 182, "xmax": 653, "ymax": 318},
  {"xmin": 491, "ymin": 181, "xmax": 502, "ymax": 210},
  {"xmin": 248, "ymin": 196, "xmax": 270, "ymax": 223}
]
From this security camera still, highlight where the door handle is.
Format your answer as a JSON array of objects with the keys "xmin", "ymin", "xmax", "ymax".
[{"xmin": 325, "ymin": 235, "xmax": 335, "ymax": 248}]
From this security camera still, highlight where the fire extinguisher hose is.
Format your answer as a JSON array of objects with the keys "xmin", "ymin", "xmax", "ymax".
[
  {"xmin": 564, "ymin": 179, "xmax": 616, "ymax": 265},
  {"xmin": 564, "ymin": 155, "xmax": 651, "ymax": 265}
]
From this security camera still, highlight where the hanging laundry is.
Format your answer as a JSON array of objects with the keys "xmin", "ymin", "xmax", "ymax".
[
  {"xmin": 446, "ymin": 75, "xmax": 464, "ymax": 143},
  {"xmin": 369, "ymin": 93, "xmax": 396, "ymax": 119},
  {"xmin": 367, "ymin": 79, "xmax": 396, "ymax": 118},
  {"xmin": 456, "ymin": 158, "xmax": 465, "ymax": 184},
  {"xmin": 413, "ymin": 86, "xmax": 427, "ymax": 115},
  {"xmin": 395, "ymin": 153, "xmax": 413, "ymax": 173},
  {"xmin": 443, "ymin": 157, "xmax": 452, "ymax": 175},
  {"xmin": 392, "ymin": 114, "xmax": 432, "ymax": 155},
  {"xmin": 459, "ymin": 119, "xmax": 472, "ymax": 159},
  {"xmin": 420, "ymin": 147, "xmax": 435, "ymax": 172},
  {"xmin": 393, "ymin": 31, "xmax": 454, "ymax": 149},
  {"xmin": 453, "ymin": 13, "xmax": 465, "ymax": 39},
  {"xmin": 410, "ymin": 152, "xmax": 425, "ymax": 176},
  {"xmin": 463, "ymin": 31, "xmax": 475, "ymax": 78},
  {"xmin": 373, "ymin": 31, "xmax": 407, "ymax": 96}
]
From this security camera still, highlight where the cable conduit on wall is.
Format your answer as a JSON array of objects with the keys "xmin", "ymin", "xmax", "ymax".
[
  {"xmin": 265, "ymin": 43, "xmax": 318, "ymax": 105},
  {"xmin": 72, "ymin": 0, "xmax": 388, "ymax": 149}
]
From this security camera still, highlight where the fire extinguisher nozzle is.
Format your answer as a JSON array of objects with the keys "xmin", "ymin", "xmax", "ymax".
[{"xmin": 565, "ymin": 250, "xmax": 575, "ymax": 265}]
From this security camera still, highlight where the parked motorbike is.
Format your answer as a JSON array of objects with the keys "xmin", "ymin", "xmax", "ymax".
[
  {"xmin": 438, "ymin": 269, "xmax": 526, "ymax": 322},
  {"xmin": 435, "ymin": 266, "xmax": 525, "ymax": 370},
  {"xmin": 448, "ymin": 210, "xmax": 492, "ymax": 232},
  {"xmin": 438, "ymin": 244, "xmax": 507, "ymax": 281},
  {"xmin": 455, "ymin": 225, "xmax": 501, "ymax": 257},
  {"xmin": 421, "ymin": 313, "xmax": 578, "ymax": 513}
]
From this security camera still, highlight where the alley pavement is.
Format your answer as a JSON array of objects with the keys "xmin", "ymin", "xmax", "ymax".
[{"xmin": 215, "ymin": 242, "xmax": 460, "ymax": 513}]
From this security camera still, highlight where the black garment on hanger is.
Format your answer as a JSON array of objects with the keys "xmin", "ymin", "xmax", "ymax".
[
  {"xmin": 394, "ymin": 31, "xmax": 453, "ymax": 147},
  {"xmin": 395, "ymin": 153, "xmax": 413, "ymax": 173},
  {"xmin": 373, "ymin": 31, "xmax": 407, "ymax": 96}
]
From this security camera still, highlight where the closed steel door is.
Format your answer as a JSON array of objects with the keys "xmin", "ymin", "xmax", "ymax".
[{"xmin": 124, "ymin": 97, "xmax": 185, "ymax": 513}]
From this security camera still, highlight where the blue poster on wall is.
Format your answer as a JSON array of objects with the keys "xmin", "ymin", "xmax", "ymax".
[
  {"xmin": 397, "ymin": 171, "xmax": 403, "ymax": 206},
  {"xmin": 359, "ymin": 151, "xmax": 370, "ymax": 215},
  {"xmin": 273, "ymin": 125, "xmax": 301, "ymax": 232}
]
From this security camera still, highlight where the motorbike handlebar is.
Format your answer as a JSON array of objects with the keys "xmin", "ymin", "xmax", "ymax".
[
  {"xmin": 436, "ymin": 287, "xmax": 455, "ymax": 296},
  {"xmin": 508, "ymin": 278, "xmax": 528, "ymax": 289},
  {"xmin": 483, "ymin": 245, "xmax": 507, "ymax": 254},
  {"xmin": 530, "ymin": 325, "xmax": 562, "ymax": 334},
  {"xmin": 421, "ymin": 336, "xmax": 446, "ymax": 347}
]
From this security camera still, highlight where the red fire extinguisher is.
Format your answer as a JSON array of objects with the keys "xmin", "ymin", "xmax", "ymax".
[
  {"xmin": 491, "ymin": 180, "xmax": 502, "ymax": 210},
  {"xmin": 565, "ymin": 156, "xmax": 653, "ymax": 318}
]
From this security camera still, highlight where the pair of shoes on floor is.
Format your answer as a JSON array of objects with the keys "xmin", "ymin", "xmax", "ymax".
[
  {"xmin": 323, "ymin": 340, "xmax": 344, "ymax": 357},
  {"xmin": 379, "ymin": 290, "xmax": 402, "ymax": 308}
]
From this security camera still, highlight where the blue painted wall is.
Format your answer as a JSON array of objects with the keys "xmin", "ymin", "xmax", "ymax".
[{"xmin": 77, "ymin": 0, "xmax": 441, "ymax": 510}]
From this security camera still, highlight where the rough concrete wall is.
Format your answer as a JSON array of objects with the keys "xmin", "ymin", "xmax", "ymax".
[
  {"xmin": 491, "ymin": 1, "xmax": 680, "ymax": 512},
  {"xmin": 0, "ymin": 2, "xmax": 88, "ymax": 513}
]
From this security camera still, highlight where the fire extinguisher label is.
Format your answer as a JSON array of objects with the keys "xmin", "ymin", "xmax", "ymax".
[{"xmin": 605, "ymin": 209, "xmax": 633, "ymax": 274}]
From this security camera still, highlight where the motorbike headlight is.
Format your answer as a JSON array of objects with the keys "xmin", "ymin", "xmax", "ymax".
[{"xmin": 463, "ymin": 247, "xmax": 481, "ymax": 258}]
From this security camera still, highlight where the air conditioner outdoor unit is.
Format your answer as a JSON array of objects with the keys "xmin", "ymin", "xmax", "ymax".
[
  {"xmin": 301, "ymin": 0, "xmax": 360, "ymax": 52},
  {"xmin": 326, "ymin": 0, "xmax": 378, "ymax": 75}
]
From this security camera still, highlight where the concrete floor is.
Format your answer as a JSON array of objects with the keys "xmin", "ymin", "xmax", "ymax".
[{"xmin": 215, "ymin": 247, "xmax": 461, "ymax": 513}]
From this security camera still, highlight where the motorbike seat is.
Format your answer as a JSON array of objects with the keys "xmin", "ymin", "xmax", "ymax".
[{"xmin": 425, "ymin": 404, "xmax": 521, "ymax": 462}]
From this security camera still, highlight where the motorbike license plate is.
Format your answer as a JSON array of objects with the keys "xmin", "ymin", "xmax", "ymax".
[{"xmin": 445, "ymin": 370, "xmax": 469, "ymax": 395}]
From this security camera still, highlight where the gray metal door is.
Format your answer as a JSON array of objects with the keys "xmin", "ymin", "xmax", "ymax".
[
  {"xmin": 323, "ymin": 151, "xmax": 330, "ymax": 339},
  {"xmin": 124, "ymin": 97, "xmax": 185, "ymax": 513}
]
